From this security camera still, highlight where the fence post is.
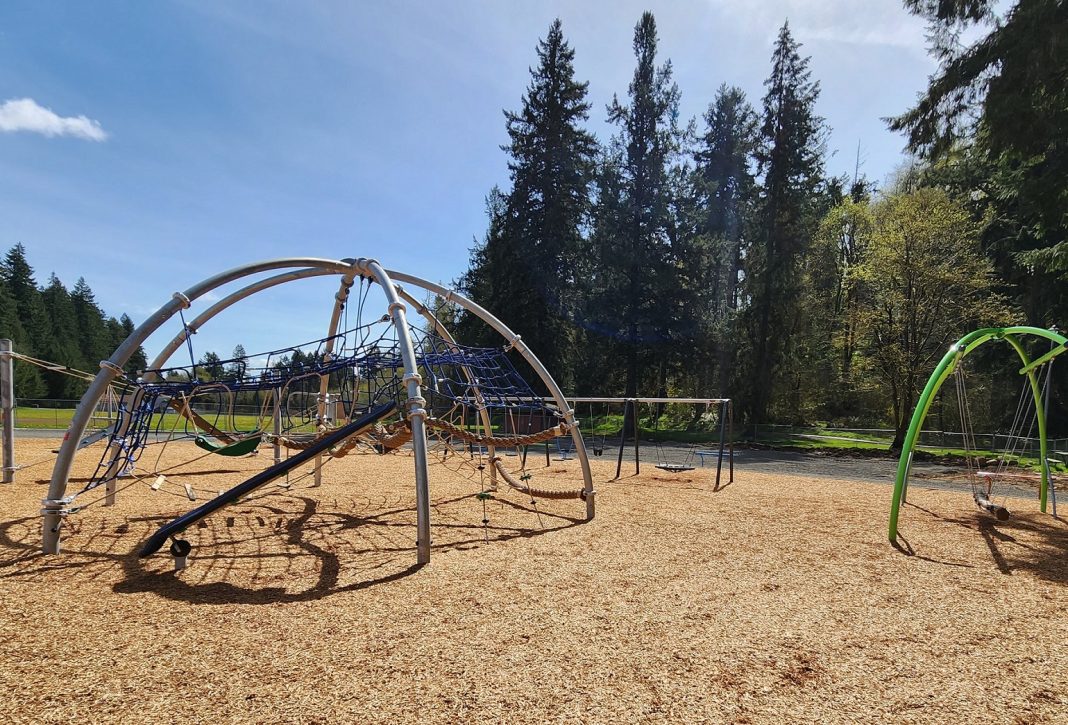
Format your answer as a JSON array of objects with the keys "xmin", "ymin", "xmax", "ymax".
[{"xmin": 1, "ymin": 339, "xmax": 15, "ymax": 483}]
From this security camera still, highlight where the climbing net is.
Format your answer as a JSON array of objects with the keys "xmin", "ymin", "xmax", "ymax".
[{"xmin": 77, "ymin": 277, "xmax": 586, "ymax": 512}]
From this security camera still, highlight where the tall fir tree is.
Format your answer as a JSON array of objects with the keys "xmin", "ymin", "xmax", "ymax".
[
  {"xmin": 890, "ymin": 0, "xmax": 1068, "ymax": 322},
  {"xmin": 40, "ymin": 275, "xmax": 85, "ymax": 398},
  {"xmin": 0, "ymin": 278, "xmax": 26, "ymax": 345},
  {"xmin": 0, "ymin": 275, "xmax": 44, "ymax": 397},
  {"xmin": 502, "ymin": 19, "xmax": 597, "ymax": 390},
  {"xmin": 119, "ymin": 314, "xmax": 148, "ymax": 375},
  {"xmin": 693, "ymin": 84, "xmax": 758, "ymax": 396},
  {"xmin": 579, "ymin": 144, "xmax": 630, "ymax": 393},
  {"xmin": 602, "ymin": 11, "xmax": 683, "ymax": 397},
  {"xmin": 1, "ymin": 244, "xmax": 51, "ymax": 360},
  {"xmin": 456, "ymin": 187, "xmax": 510, "ymax": 346},
  {"xmin": 744, "ymin": 21, "xmax": 825, "ymax": 426},
  {"xmin": 458, "ymin": 20, "xmax": 595, "ymax": 391},
  {"xmin": 70, "ymin": 278, "xmax": 111, "ymax": 369}
]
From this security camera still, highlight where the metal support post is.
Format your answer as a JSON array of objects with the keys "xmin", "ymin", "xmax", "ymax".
[
  {"xmin": 1, "ymin": 339, "xmax": 14, "ymax": 483},
  {"xmin": 1043, "ymin": 353, "xmax": 1056, "ymax": 517},
  {"xmin": 272, "ymin": 387, "xmax": 282, "ymax": 466},
  {"xmin": 728, "ymin": 400, "xmax": 734, "ymax": 484},
  {"xmin": 632, "ymin": 399, "xmax": 640, "ymax": 475},
  {"xmin": 714, "ymin": 400, "xmax": 727, "ymax": 490}
]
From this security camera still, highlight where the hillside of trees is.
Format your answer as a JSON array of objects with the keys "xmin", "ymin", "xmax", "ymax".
[
  {"xmin": 0, "ymin": 243, "xmax": 147, "ymax": 399},
  {"xmin": 451, "ymin": 4, "xmax": 1066, "ymax": 443}
]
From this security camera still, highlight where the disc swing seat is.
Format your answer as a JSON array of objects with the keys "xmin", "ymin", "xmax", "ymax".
[{"xmin": 651, "ymin": 402, "xmax": 698, "ymax": 473}]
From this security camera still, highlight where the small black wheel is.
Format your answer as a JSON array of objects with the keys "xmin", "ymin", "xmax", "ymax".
[{"xmin": 169, "ymin": 538, "xmax": 192, "ymax": 557}]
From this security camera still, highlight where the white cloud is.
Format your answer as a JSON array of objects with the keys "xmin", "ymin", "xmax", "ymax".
[
  {"xmin": 709, "ymin": 0, "xmax": 928, "ymax": 51},
  {"xmin": 0, "ymin": 97, "xmax": 108, "ymax": 141}
]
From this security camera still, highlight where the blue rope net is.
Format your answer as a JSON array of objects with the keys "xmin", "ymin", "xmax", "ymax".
[{"xmin": 82, "ymin": 318, "xmax": 556, "ymax": 494}]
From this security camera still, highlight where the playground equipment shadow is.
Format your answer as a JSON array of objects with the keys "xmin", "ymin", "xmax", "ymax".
[{"xmin": 1, "ymin": 436, "xmax": 1066, "ymax": 723}]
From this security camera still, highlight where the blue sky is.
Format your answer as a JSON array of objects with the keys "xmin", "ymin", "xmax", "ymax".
[{"xmin": 0, "ymin": 0, "xmax": 936, "ymax": 364}]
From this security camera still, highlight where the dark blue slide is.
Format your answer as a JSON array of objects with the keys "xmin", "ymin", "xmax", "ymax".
[{"xmin": 140, "ymin": 401, "xmax": 397, "ymax": 558}]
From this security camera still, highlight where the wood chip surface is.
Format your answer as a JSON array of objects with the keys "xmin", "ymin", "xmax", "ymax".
[{"xmin": 1, "ymin": 438, "xmax": 1065, "ymax": 724}]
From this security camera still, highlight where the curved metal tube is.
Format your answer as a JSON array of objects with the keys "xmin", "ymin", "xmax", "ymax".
[
  {"xmin": 888, "ymin": 326, "xmax": 1067, "ymax": 542},
  {"xmin": 45, "ymin": 258, "xmax": 375, "ymax": 553},
  {"xmin": 385, "ymin": 269, "xmax": 594, "ymax": 520},
  {"xmin": 145, "ymin": 267, "xmax": 337, "ymax": 373}
]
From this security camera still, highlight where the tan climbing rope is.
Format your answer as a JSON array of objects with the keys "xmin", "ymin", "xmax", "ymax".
[
  {"xmin": 425, "ymin": 417, "xmax": 569, "ymax": 447},
  {"xmin": 491, "ymin": 457, "xmax": 588, "ymax": 500}
]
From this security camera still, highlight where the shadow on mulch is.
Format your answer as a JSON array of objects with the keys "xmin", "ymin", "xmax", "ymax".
[
  {"xmin": 0, "ymin": 492, "xmax": 584, "ymax": 605},
  {"xmin": 894, "ymin": 501, "xmax": 1068, "ymax": 584}
]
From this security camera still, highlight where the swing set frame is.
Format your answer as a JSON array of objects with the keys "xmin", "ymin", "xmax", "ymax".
[
  {"xmin": 570, "ymin": 396, "xmax": 734, "ymax": 488},
  {"xmin": 888, "ymin": 326, "xmax": 1067, "ymax": 543}
]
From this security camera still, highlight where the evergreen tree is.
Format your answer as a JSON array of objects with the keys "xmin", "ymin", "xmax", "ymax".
[
  {"xmin": 119, "ymin": 314, "xmax": 148, "ymax": 375},
  {"xmin": 198, "ymin": 351, "xmax": 224, "ymax": 382},
  {"xmin": 890, "ymin": 0, "xmax": 1068, "ymax": 312},
  {"xmin": 227, "ymin": 344, "xmax": 248, "ymax": 380},
  {"xmin": 1, "ymin": 244, "xmax": 51, "ymax": 360},
  {"xmin": 456, "ymin": 188, "xmax": 510, "ymax": 348},
  {"xmin": 500, "ymin": 19, "xmax": 597, "ymax": 390},
  {"xmin": 602, "ymin": 11, "xmax": 683, "ymax": 397},
  {"xmin": 1, "ymin": 244, "xmax": 39, "ymax": 328},
  {"xmin": 743, "ymin": 21, "xmax": 825, "ymax": 426},
  {"xmin": 0, "ymin": 268, "xmax": 45, "ymax": 397},
  {"xmin": 40, "ymin": 275, "xmax": 84, "ymax": 398},
  {"xmin": 579, "ymin": 144, "xmax": 630, "ymax": 394},
  {"xmin": 0, "ymin": 279, "xmax": 25, "ymax": 345},
  {"xmin": 458, "ymin": 20, "xmax": 596, "ymax": 391},
  {"xmin": 105, "ymin": 316, "xmax": 125, "ymax": 360},
  {"xmin": 693, "ymin": 85, "xmax": 759, "ymax": 395},
  {"xmin": 70, "ymin": 277, "xmax": 111, "ymax": 369}
]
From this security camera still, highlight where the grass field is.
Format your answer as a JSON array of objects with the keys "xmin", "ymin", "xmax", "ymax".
[
  {"xmin": 9, "ymin": 406, "xmax": 1065, "ymax": 476},
  {"xmin": 0, "ymin": 435, "xmax": 1066, "ymax": 723}
]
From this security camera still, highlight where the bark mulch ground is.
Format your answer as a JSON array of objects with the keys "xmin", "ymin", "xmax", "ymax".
[{"xmin": 0, "ymin": 437, "xmax": 1065, "ymax": 723}]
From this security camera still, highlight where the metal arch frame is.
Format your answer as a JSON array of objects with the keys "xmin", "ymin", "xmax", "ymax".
[
  {"xmin": 42, "ymin": 258, "xmax": 434, "ymax": 563},
  {"xmin": 42, "ymin": 256, "xmax": 594, "ymax": 559},
  {"xmin": 888, "ymin": 326, "xmax": 1067, "ymax": 543},
  {"xmin": 385, "ymin": 270, "xmax": 595, "ymax": 520}
]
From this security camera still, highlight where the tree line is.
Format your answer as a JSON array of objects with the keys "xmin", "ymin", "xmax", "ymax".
[
  {"xmin": 2, "ymin": 3, "xmax": 1063, "ymax": 445},
  {"xmin": 0, "ymin": 243, "xmax": 148, "ymax": 400},
  {"xmin": 449, "ymin": 5, "xmax": 1065, "ymax": 445}
]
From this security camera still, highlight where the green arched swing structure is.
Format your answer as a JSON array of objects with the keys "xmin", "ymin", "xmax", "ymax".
[{"xmin": 889, "ymin": 326, "xmax": 1067, "ymax": 543}]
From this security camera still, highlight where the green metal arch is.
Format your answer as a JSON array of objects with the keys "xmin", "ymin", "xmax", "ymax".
[{"xmin": 889, "ymin": 326, "xmax": 1067, "ymax": 542}]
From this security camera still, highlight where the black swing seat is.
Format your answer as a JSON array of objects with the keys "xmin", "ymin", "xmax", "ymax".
[{"xmin": 656, "ymin": 463, "xmax": 695, "ymax": 473}]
